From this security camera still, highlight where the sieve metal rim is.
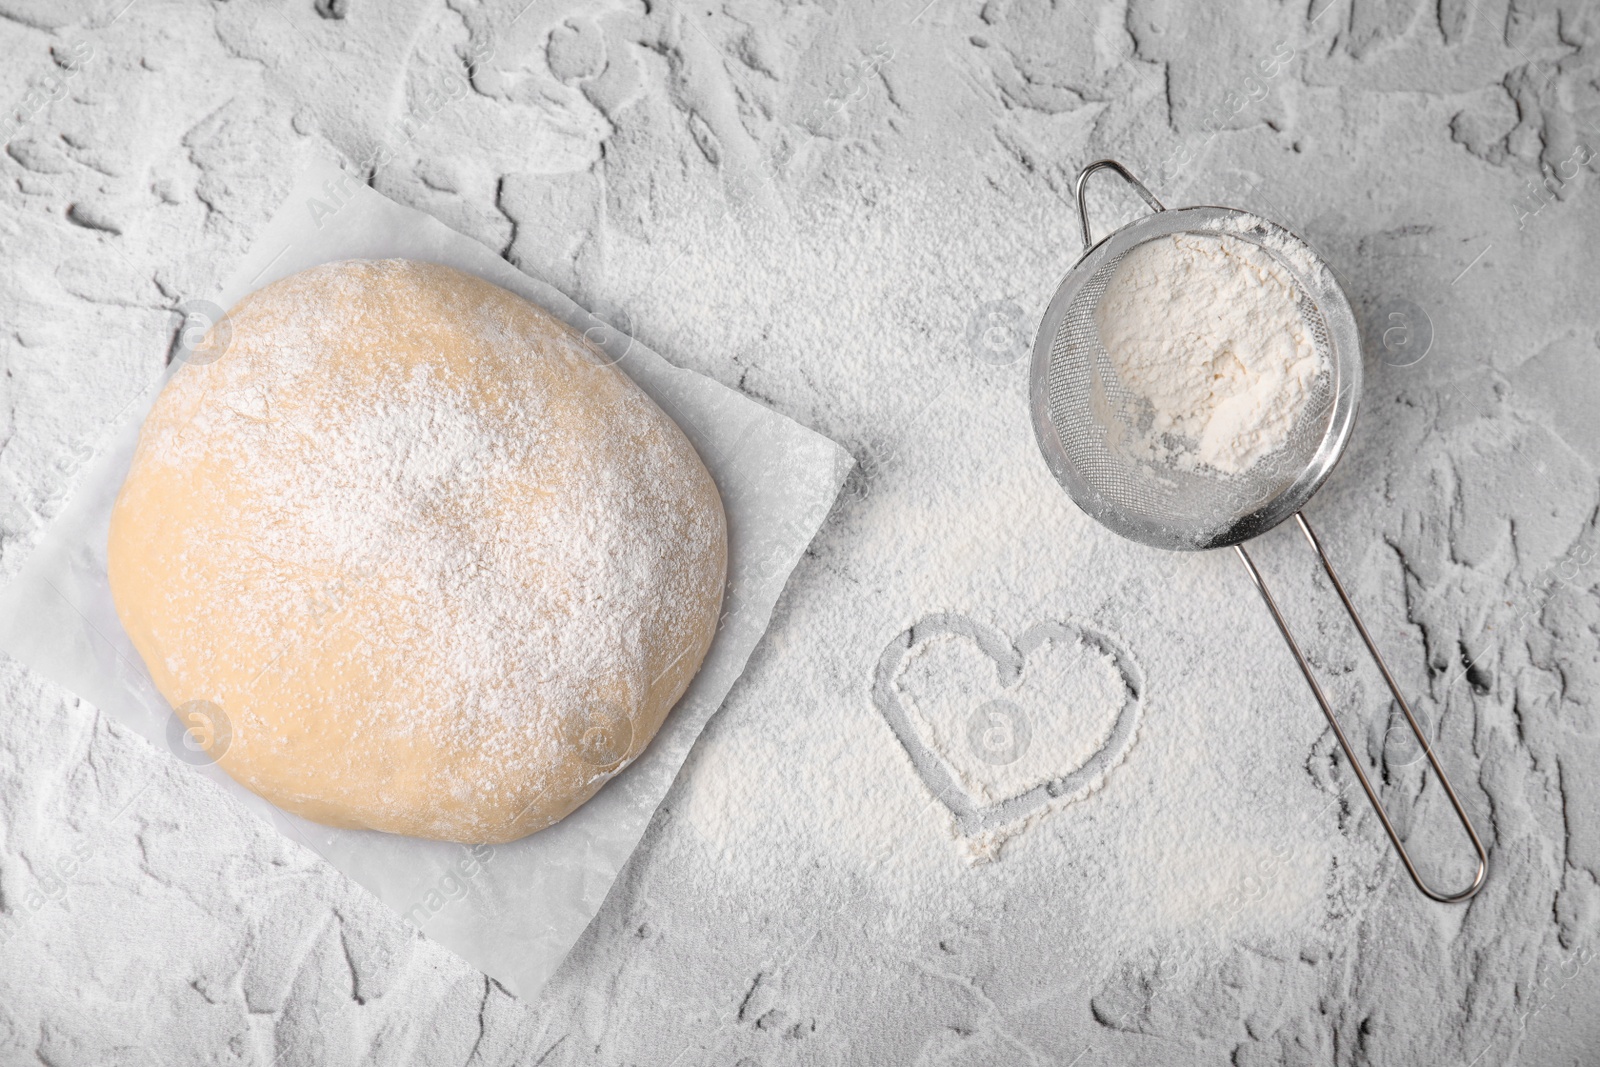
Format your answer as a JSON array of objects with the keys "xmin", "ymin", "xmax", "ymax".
[{"xmin": 1028, "ymin": 203, "xmax": 1362, "ymax": 551}]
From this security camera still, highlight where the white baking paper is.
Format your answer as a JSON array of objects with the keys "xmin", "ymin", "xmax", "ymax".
[{"xmin": 0, "ymin": 156, "xmax": 853, "ymax": 999}]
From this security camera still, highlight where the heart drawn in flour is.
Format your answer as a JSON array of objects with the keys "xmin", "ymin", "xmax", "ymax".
[{"xmin": 873, "ymin": 614, "xmax": 1143, "ymax": 835}]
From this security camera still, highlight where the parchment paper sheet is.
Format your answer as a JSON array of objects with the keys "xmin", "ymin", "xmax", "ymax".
[{"xmin": 0, "ymin": 156, "xmax": 853, "ymax": 999}]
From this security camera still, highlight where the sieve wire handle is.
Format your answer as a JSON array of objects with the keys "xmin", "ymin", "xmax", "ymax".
[
  {"xmin": 1075, "ymin": 159, "xmax": 1165, "ymax": 248},
  {"xmin": 1235, "ymin": 513, "xmax": 1489, "ymax": 904}
]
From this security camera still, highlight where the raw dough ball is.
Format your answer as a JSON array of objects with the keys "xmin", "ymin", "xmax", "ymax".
[{"xmin": 108, "ymin": 259, "xmax": 727, "ymax": 844}]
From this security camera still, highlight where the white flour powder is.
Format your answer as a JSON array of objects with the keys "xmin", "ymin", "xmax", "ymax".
[
  {"xmin": 894, "ymin": 629, "xmax": 1126, "ymax": 806},
  {"xmin": 1094, "ymin": 232, "xmax": 1323, "ymax": 475}
]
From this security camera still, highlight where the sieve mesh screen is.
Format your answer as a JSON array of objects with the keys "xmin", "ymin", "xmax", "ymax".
[{"xmin": 1039, "ymin": 218, "xmax": 1344, "ymax": 550}]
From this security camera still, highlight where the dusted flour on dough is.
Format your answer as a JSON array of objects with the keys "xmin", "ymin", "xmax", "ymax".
[
  {"xmin": 1094, "ymin": 232, "xmax": 1323, "ymax": 474},
  {"xmin": 107, "ymin": 259, "xmax": 728, "ymax": 844}
]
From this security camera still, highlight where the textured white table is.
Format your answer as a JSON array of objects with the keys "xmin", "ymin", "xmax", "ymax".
[{"xmin": 2, "ymin": 1, "xmax": 1598, "ymax": 1063}]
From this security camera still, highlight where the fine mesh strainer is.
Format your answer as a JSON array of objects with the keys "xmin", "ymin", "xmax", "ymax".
[{"xmin": 1031, "ymin": 160, "xmax": 1487, "ymax": 903}]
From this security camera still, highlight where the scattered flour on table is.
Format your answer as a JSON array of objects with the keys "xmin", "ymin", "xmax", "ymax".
[
  {"xmin": 893, "ymin": 630, "xmax": 1126, "ymax": 805},
  {"xmin": 665, "ymin": 180, "xmax": 1351, "ymax": 964},
  {"xmin": 1093, "ymin": 232, "xmax": 1323, "ymax": 475}
]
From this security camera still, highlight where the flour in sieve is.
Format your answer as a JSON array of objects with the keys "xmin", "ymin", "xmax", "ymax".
[{"xmin": 1093, "ymin": 232, "xmax": 1323, "ymax": 475}]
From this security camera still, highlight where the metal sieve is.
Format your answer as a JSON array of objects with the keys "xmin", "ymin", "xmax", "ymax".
[{"xmin": 1031, "ymin": 160, "xmax": 1487, "ymax": 903}]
